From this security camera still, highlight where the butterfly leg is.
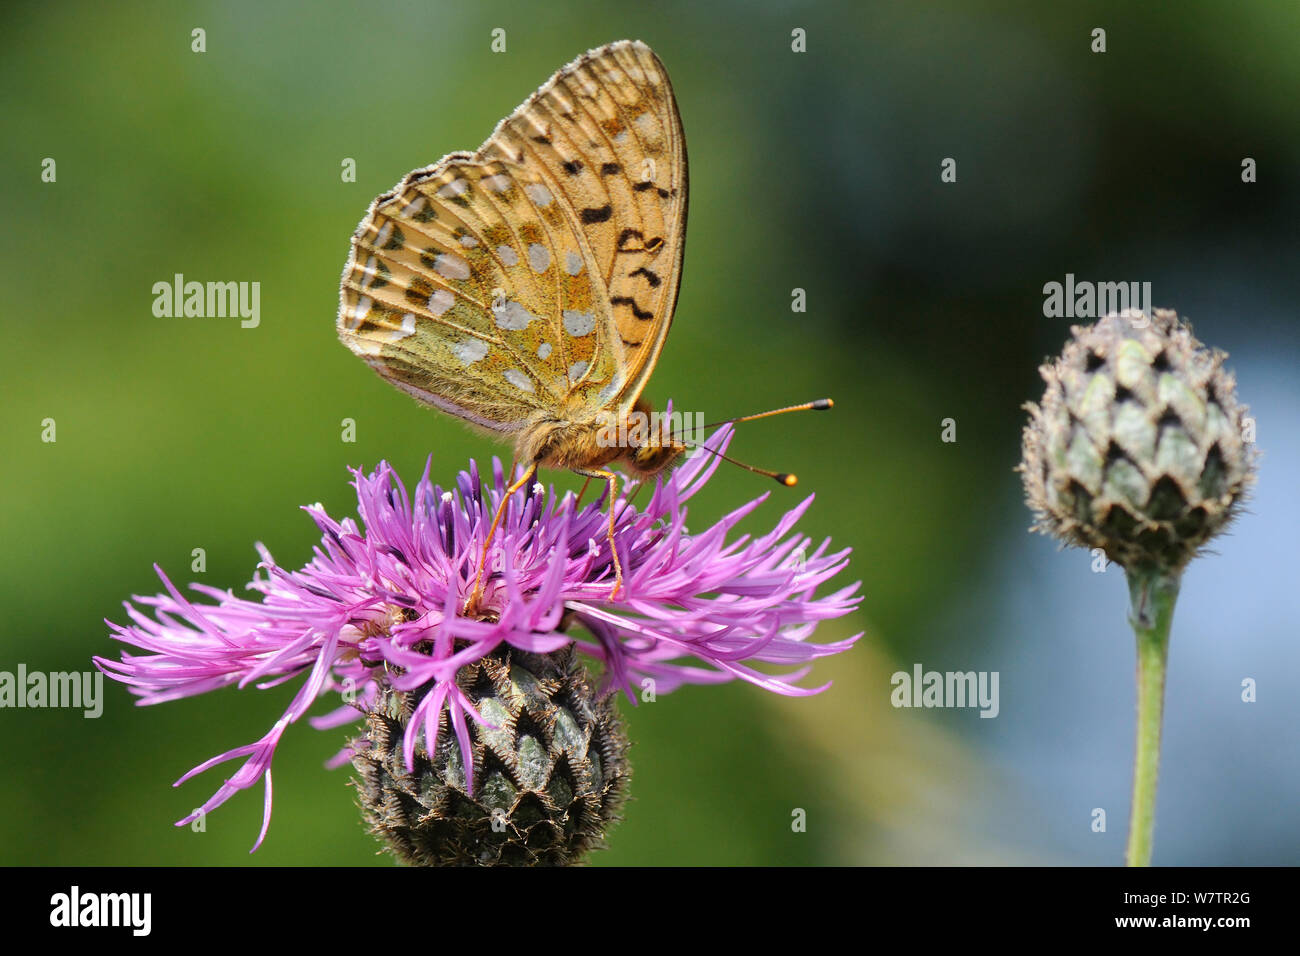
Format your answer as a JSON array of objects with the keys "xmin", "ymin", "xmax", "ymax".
[
  {"xmin": 577, "ymin": 467, "xmax": 624, "ymax": 601},
  {"xmin": 615, "ymin": 477, "xmax": 648, "ymax": 521},
  {"xmin": 575, "ymin": 475, "xmax": 593, "ymax": 507},
  {"xmin": 466, "ymin": 460, "xmax": 539, "ymax": 615}
]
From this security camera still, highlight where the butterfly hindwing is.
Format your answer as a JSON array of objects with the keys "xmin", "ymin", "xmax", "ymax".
[
  {"xmin": 340, "ymin": 157, "xmax": 622, "ymax": 431},
  {"xmin": 338, "ymin": 40, "xmax": 686, "ymax": 432}
]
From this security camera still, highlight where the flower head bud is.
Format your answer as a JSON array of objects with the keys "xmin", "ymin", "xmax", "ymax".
[
  {"xmin": 1020, "ymin": 309, "xmax": 1255, "ymax": 571},
  {"xmin": 351, "ymin": 646, "xmax": 628, "ymax": 866}
]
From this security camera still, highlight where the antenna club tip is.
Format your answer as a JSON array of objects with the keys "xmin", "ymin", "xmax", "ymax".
[
  {"xmin": 813, "ymin": 398, "xmax": 833, "ymax": 410},
  {"xmin": 777, "ymin": 473, "xmax": 798, "ymax": 487}
]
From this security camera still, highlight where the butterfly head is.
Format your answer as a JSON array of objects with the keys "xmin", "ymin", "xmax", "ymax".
[
  {"xmin": 621, "ymin": 434, "xmax": 687, "ymax": 478},
  {"xmin": 612, "ymin": 396, "xmax": 686, "ymax": 477}
]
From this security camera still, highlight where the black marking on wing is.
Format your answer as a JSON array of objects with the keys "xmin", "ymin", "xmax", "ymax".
[
  {"xmin": 632, "ymin": 181, "xmax": 673, "ymax": 198},
  {"xmin": 580, "ymin": 204, "xmax": 613, "ymax": 224},
  {"xmin": 562, "ymin": 159, "xmax": 584, "ymax": 175},
  {"xmin": 355, "ymin": 308, "xmax": 399, "ymax": 336},
  {"xmin": 611, "ymin": 296, "xmax": 654, "ymax": 320},
  {"xmin": 629, "ymin": 266, "xmax": 661, "ymax": 287},
  {"xmin": 405, "ymin": 275, "xmax": 433, "ymax": 306},
  {"xmin": 600, "ymin": 162, "xmax": 622, "ymax": 175}
]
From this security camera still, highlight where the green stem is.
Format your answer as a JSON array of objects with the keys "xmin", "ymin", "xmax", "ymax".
[{"xmin": 1124, "ymin": 565, "xmax": 1181, "ymax": 867}]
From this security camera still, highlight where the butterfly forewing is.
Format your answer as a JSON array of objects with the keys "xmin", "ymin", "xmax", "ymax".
[
  {"xmin": 482, "ymin": 40, "xmax": 686, "ymax": 415},
  {"xmin": 338, "ymin": 39, "xmax": 686, "ymax": 433}
]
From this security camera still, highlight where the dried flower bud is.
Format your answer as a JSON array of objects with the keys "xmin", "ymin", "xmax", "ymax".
[
  {"xmin": 1020, "ymin": 309, "xmax": 1255, "ymax": 571},
  {"xmin": 351, "ymin": 646, "xmax": 629, "ymax": 866}
]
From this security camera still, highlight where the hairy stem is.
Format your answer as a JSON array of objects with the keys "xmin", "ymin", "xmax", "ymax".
[{"xmin": 1124, "ymin": 565, "xmax": 1181, "ymax": 867}]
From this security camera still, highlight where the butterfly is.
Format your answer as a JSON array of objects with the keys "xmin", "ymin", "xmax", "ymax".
[{"xmin": 338, "ymin": 40, "xmax": 689, "ymax": 608}]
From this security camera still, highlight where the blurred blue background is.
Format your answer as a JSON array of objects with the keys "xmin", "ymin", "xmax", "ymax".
[{"xmin": 1, "ymin": 0, "xmax": 1296, "ymax": 864}]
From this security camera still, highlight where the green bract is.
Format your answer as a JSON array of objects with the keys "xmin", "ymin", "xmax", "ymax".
[{"xmin": 1021, "ymin": 308, "xmax": 1255, "ymax": 571}]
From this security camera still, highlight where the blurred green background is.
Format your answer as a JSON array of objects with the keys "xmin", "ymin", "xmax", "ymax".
[{"xmin": 3, "ymin": 0, "xmax": 1298, "ymax": 865}]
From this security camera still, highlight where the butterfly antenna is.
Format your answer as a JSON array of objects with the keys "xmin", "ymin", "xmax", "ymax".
[
  {"xmin": 677, "ymin": 436, "xmax": 799, "ymax": 487},
  {"xmin": 668, "ymin": 398, "xmax": 834, "ymax": 486},
  {"xmin": 700, "ymin": 397, "xmax": 833, "ymax": 430}
]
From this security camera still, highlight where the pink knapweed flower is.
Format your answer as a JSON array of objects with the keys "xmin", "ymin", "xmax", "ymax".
[{"xmin": 96, "ymin": 427, "xmax": 860, "ymax": 850}]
